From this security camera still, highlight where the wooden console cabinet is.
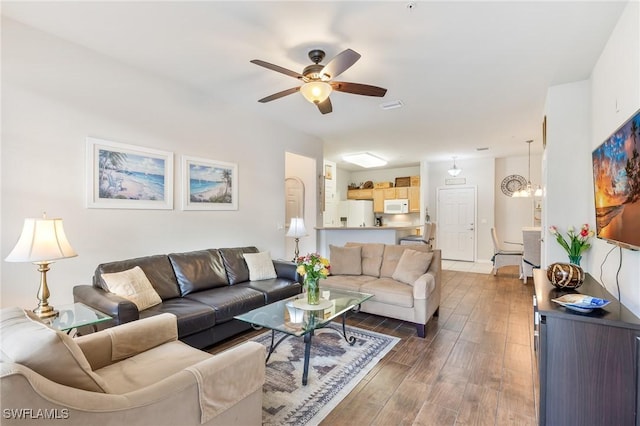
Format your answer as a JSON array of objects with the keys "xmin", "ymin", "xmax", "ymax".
[{"xmin": 533, "ymin": 269, "xmax": 640, "ymax": 425}]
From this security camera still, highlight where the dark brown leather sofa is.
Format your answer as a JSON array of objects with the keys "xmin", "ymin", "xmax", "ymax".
[{"xmin": 73, "ymin": 247, "xmax": 301, "ymax": 349}]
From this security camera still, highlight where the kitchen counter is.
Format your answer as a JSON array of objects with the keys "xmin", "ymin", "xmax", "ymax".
[
  {"xmin": 316, "ymin": 226, "xmax": 419, "ymax": 257},
  {"xmin": 316, "ymin": 226, "xmax": 418, "ymax": 230}
]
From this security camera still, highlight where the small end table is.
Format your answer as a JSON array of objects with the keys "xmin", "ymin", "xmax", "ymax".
[{"xmin": 42, "ymin": 302, "xmax": 112, "ymax": 334}]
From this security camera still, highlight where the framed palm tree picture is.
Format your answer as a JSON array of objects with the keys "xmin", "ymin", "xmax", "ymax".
[
  {"xmin": 86, "ymin": 137, "xmax": 174, "ymax": 209},
  {"xmin": 182, "ymin": 156, "xmax": 238, "ymax": 210}
]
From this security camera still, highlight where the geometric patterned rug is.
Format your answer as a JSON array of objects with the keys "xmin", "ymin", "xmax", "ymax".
[{"xmin": 251, "ymin": 325, "xmax": 399, "ymax": 426}]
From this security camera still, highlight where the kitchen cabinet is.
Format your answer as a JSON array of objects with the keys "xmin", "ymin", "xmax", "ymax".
[
  {"xmin": 383, "ymin": 188, "xmax": 396, "ymax": 199},
  {"xmin": 373, "ymin": 190, "xmax": 384, "ymax": 213},
  {"xmin": 373, "ymin": 188, "xmax": 402, "ymax": 212},
  {"xmin": 533, "ymin": 270, "xmax": 640, "ymax": 425},
  {"xmin": 409, "ymin": 187, "xmax": 420, "ymax": 212},
  {"xmin": 372, "ymin": 186, "xmax": 420, "ymax": 213},
  {"xmin": 347, "ymin": 189, "xmax": 373, "ymax": 200},
  {"xmin": 395, "ymin": 187, "xmax": 408, "ymax": 199}
]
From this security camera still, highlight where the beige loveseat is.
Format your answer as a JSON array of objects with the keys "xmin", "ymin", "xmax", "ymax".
[
  {"xmin": 0, "ymin": 307, "xmax": 264, "ymax": 425},
  {"xmin": 322, "ymin": 243, "xmax": 441, "ymax": 337}
]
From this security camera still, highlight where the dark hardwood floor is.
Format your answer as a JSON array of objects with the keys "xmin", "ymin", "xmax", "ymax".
[{"xmin": 212, "ymin": 266, "xmax": 538, "ymax": 425}]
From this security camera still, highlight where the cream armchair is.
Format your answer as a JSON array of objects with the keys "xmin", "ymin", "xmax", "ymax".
[{"xmin": 0, "ymin": 307, "xmax": 265, "ymax": 426}]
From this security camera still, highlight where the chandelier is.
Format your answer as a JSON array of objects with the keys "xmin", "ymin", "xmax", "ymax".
[{"xmin": 512, "ymin": 140, "xmax": 542, "ymax": 197}]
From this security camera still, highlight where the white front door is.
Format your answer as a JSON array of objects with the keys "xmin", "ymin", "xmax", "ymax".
[{"xmin": 437, "ymin": 186, "xmax": 476, "ymax": 261}]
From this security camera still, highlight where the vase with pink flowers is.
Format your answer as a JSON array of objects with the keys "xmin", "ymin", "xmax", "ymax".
[{"xmin": 548, "ymin": 223, "xmax": 595, "ymax": 266}]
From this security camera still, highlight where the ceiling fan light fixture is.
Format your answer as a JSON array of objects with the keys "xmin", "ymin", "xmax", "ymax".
[
  {"xmin": 343, "ymin": 152, "xmax": 387, "ymax": 168},
  {"xmin": 300, "ymin": 81, "xmax": 332, "ymax": 104}
]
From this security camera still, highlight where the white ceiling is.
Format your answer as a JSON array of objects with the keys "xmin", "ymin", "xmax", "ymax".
[{"xmin": 2, "ymin": 1, "xmax": 628, "ymax": 170}]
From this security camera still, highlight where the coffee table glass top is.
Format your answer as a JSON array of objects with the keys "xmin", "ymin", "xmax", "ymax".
[{"xmin": 235, "ymin": 289, "xmax": 372, "ymax": 337}]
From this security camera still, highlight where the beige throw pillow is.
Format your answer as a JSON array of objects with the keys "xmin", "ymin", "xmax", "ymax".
[
  {"xmin": 329, "ymin": 245, "xmax": 362, "ymax": 275},
  {"xmin": 392, "ymin": 250, "xmax": 434, "ymax": 285},
  {"xmin": 243, "ymin": 251, "xmax": 277, "ymax": 281},
  {"xmin": 346, "ymin": 242, "xmax": 385, "ymax": 277},
  {"xmin": 102, "ymin": 266, "xmax": 162, "ymax": 311}
]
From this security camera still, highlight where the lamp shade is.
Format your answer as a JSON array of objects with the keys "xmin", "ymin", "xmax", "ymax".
[
  {"xmin": 286, "ymin": 218, "xmax": 308, "ymax": 238},
  {"xmin": 300, "ymin": 81, "xmax": 332, "ymax": 104},
  {"xmin": 5, "ymin": 218, "xmax": 77, "ymax": 263}
]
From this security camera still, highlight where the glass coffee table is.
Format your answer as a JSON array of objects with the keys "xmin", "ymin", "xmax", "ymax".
[{"xmin": 235, "ymin": 288, "xmax": 373, "ymax": 385}]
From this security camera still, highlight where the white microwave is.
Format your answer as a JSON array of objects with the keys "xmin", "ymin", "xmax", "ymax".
[{"xmin": 384, "ymin": 199, "xmax": 409, "ymax": 214}]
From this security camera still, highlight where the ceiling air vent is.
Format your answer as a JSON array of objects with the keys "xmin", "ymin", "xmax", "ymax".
[{"xmin": 380, "ymin": 100, "xmax": 404, "ymax": 110}]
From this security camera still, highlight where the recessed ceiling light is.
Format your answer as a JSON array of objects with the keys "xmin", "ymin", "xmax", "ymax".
[
  {"xmin": 380, "ymin": 100, "xmax": 404, "ymax": 110},
  {"xmin": 343, "ymin": 153, "xmax": 388, "ymax": 168}
]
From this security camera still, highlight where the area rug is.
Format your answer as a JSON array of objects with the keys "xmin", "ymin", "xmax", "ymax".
[{"xmin": 251, "ymin": 325, "xmax": 399, "ymax": 426}]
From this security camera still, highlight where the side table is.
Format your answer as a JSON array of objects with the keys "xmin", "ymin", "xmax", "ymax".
[{"xmin": 42, "ymin": 302, "xmax": 112, "ymax": 335}]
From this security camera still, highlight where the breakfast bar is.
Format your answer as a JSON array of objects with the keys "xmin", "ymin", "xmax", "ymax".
[{"xmin": 316, "ymin": 226, "xmax": 418, "ymax": 257}]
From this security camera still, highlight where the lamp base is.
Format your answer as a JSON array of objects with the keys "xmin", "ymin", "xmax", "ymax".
[
  {"xmin": 33, "ymin": 305, "xmax": 58, "ymax": 319},
  {"xmin": 33, "ymin": 261, "xmax": 59, "ymax": 319}
]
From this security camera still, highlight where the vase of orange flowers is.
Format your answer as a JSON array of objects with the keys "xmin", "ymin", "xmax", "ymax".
[{"xmin": 295, "ymin": 253, "xmax": 330, "ymax": 305}]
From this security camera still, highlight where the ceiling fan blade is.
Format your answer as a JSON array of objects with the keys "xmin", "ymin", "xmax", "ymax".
[
  {"xmin": 250, "ymin": 59, "xmax": 305, "ymax": 80},
  {"xmin": 320, "ymin": 49, "xmax": 361, "ymax": 80},
  {"xmin": 257, "ymin": 87, "xmax": 300, "ymax": 103},
  {"xmin": 331, "ymin": 81, "xmax": 387, "ymax": 97},
  {"xmin": 316, "ymin": 98, "xmax": 332, "ymax": 114}
]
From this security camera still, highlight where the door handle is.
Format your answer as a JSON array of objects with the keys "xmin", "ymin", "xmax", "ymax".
[{"xmin": 468, "ymin": 228, "xmax": 474, "ymax": 231}]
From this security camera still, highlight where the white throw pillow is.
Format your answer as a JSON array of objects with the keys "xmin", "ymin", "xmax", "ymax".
[
  {"xmin": 243, "ymin": 251, "xmax": 277, "ymax": 281},
  {"xmin": 101, "ymin": 266, "xmax": 162, "ymax": 311},
  {"xmin": 392, "ymin": 249, "xmax": 434, "ymax": 286}
]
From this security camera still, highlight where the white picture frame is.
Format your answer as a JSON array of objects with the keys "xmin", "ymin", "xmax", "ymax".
[
  {"xmin": 182, "ymin": 155, "xmax": 238, "ymax": 210},
  {"xmin": 86, "ymin": 137, "xmax": 174, "ymax": 209}
]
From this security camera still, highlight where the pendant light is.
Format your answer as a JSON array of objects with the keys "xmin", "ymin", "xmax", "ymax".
[
  {"xmin": 447, "ymin": 157, "xmax": 462, "ymax": 176},
  {"xmin": 512, "ymin": 140, "xmax": 542, "ymax": 197}
]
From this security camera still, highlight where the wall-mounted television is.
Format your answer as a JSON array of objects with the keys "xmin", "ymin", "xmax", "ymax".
[{"xmin": 592, "ymin": 108, "xmax": 640, "ymax": 251}]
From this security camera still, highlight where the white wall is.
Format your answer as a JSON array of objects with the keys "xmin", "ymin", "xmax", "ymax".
[
  {"xmin": 543, "ymin": 80, "xmax": 592, "ymax": 267},
  {"xmin": 542, "ymin": 1, "xmax": 640, "ymax": 316},
  {"xmin": 495, "ymin": 154, "xmax": 542, "ymax": 244},
  {"xmin": 589, "ymin": 1, "xmax": 640, "ymax": 314},
  {"xmin": 1, "ymin": 19, "xmax": 323, "ymax": 309}
]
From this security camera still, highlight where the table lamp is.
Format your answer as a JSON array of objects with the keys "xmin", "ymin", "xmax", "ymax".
[
  {"xmin": 5, "ymin": 214, "xmax": 78, "ymax": 318},
  {"xmin": 286, "ymin": 217, "xmax": 308, "ymax": 261}
]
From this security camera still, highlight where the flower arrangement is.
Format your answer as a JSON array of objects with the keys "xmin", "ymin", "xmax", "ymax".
[
  {"xmin": 295, "ymin": 253, "xmax": 330, "ymax": 282},
  {"xmin": 548, "ymin": 224, "xmax": 595, "ymax": 265},
  {"xmin": 295, "ymin": 253, "xmax": 330, "ymax": 305}
]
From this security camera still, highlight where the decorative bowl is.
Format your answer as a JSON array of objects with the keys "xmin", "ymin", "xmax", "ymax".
[{"xmin": 546, "ymin": 262, "xmax": 585, "ymax": 289}]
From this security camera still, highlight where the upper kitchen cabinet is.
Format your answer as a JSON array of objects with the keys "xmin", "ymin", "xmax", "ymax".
[
  {"xmin": 409, "ymin": 186, "xmax": 420, "ymax": 212},
  {"xmin": 370, "ymin": 176, "xmax": 421, "ymax": 213},
  {"xmin": 347, "ymin": 188, "xmax": 374, "ymax": 200}
]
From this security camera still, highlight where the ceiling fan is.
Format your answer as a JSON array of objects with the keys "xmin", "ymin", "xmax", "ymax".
[{"xmin": 250, "ymin": 48, "xmax": 387, "ymax": 114}]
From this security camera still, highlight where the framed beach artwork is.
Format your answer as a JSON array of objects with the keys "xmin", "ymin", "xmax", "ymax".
[
  {"xmin": 86, "ymin": 137, "xmax": 174, "ymax": 209},
  {"xmin": 182, "ymin": 156, "xmax": 238, "ymax": 210}
]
